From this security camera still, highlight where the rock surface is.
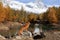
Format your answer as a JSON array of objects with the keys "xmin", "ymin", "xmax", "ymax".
[
  {"xmin": 0, "ymin": 31, "xmax": 34, "ymax": 40},
  {"xmin": 0, "ymin": 23, "xmax": 9, "ymax": 31},
  {"xmin": 0, "ymin": 31, "xmax": 60, "ymax": 40}
]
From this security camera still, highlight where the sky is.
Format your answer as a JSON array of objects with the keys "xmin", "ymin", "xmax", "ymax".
[{"xmin": 15, "ymin": 0, "xmax": 60, "ymax": 5}]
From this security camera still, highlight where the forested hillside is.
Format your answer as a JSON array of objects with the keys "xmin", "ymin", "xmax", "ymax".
[{"xmin": 0, "ymin": 2, "xmax": 60, "ymax": 25}]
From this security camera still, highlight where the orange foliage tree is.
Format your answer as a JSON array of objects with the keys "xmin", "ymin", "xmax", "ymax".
[
  {"xmin": 47, "ymin": 7, "xmax": 58, "ymax": 24},
  {"xmin": 0, "ymin": 2, "xmax": 8, "ymax": 22}
]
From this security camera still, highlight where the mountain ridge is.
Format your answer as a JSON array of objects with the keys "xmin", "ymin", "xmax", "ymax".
[{"xmin": 1, "ymin": 0, "xmax": 60, "ymax": 14}]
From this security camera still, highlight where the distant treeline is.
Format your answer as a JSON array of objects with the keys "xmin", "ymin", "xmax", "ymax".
[{"xmin": 0, "ymin": 2, "xmax": 60, "ymax": 24}]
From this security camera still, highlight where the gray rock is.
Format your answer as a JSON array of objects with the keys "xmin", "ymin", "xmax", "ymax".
[
  {"xmin": 0, "ymin": 25, "xmax": 9, "ymax": 30},
  {"xmin": 12, "ymin": 31, "xmax": 34, "ymax": 40},
  {"xmin": 0, "ymin": 35, "xmax": 6, "ymax": 40}
]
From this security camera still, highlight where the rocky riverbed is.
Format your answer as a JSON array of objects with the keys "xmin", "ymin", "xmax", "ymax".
[
  {"xmin": 0, "ymin": 22, "xmax": 60, "ymax": 40},
  {"xmin": 0, "ymin": 31, "xmax": 60, "ymax": 40},
  {"xmin": 0, "ymin": 31, "xmax": 34, "ymax": 40}
]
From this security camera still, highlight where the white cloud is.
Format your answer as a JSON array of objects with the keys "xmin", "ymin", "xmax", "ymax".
[{"xmin": 1, "ymin": 0, "xmax": 48, "ymax": 14}]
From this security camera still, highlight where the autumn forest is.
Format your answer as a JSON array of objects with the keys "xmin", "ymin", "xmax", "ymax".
[{"xmin": 0, "ymin": 2, "xmax": 60, "ymax": 25}]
